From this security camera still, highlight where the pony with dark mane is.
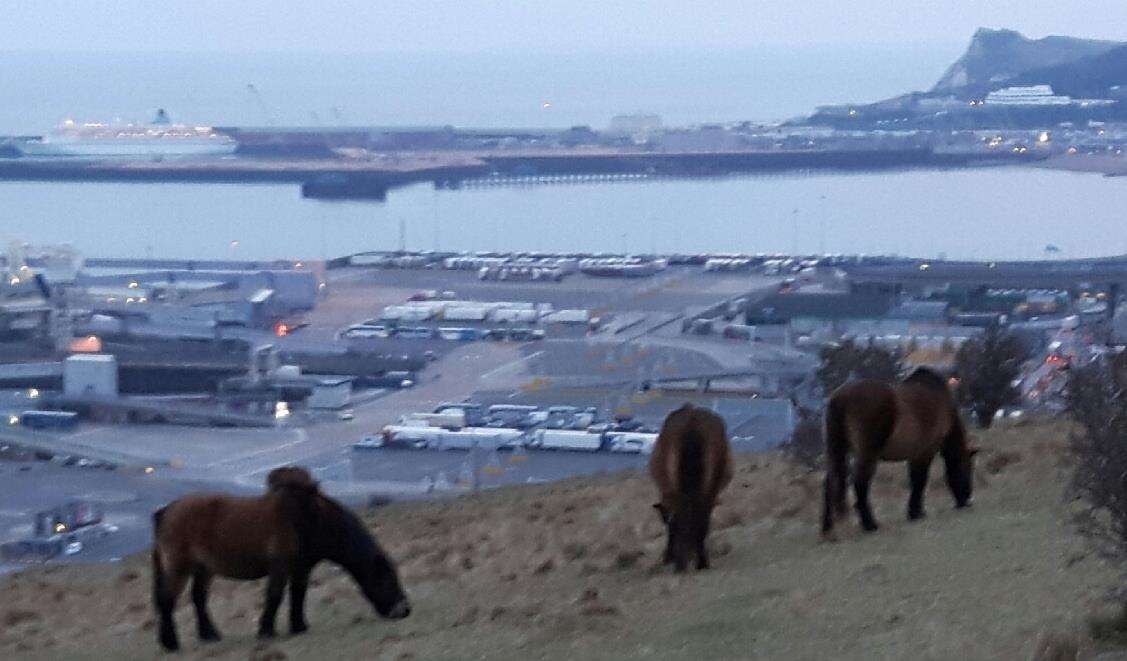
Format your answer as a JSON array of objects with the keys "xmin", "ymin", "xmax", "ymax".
[
  {"xmin": 152, "ymin": 466, "xmax": 409, "ymax": 651},
  {"xmin": 649, "ymin": 404, "xmax": 733, "ymax": 572},
  {"xmin": 822, "ymin": 367, "xmax": 978, "ymax": 537}
]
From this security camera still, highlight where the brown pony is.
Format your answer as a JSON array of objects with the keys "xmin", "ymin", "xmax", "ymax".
[
  {"xmin": 821, "ymin": 367, "xmax": 978, "ymax": 537},
  {"xmin": 649, "ymin": 404, "xmax": 733, "ymax": 572},
  {"xmin": 152, "ymin": 467, "xmax": 410, "ymax": 652}
]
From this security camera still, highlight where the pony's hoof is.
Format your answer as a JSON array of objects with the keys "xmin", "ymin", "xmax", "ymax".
[
  {"xmin": 820, "ymin": 530, "xmax": 838, "ymax": 543},
  {"xmin": 200, "ymin": 630, "xmax": 222, "ymax": 643},
  {"xmin": 291, "ymin": 622, "xmax": 309, "ymax": 636},
  {"xmin": 159, "ymin": 629, "xmax": 179, "ymax": 652},
  {"xmin": 861, "ymin": 522, "xmax": 879, "ymax": 533},
  {"xmin": 908, "ymin": 511, "xmax": 926, "ymax": 521},
  {"xmin": 257, "ymin": 630, "xmax": 276, "ymax": 640}
]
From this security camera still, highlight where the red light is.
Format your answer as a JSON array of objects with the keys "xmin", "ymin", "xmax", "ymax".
[{"xmin": 275, "ymin": 322, "xmax": 290, "ymax": 337}]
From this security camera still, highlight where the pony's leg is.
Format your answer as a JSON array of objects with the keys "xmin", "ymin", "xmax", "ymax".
[
  {"xmin": 662, "ymin": 524, "xmax": 674, "ymax": 564},
  {"xmin": 257, "ymin": 567, "xmax": 290, "ymax": 639},
  {"xmin": 153, "ymin": 550, "xmax": 188, "ymax": 652},
  {"xmin": 289, "ymin": 567, "xmax": 311, "ymax": 635},
  {"xmin": 907, "ymin": 459, "xmax": 931, "ymax": 521},
  {"xmin": 821, "ymin": 467, "xmax": 837, "ymax": 535},
  {"xmin": 853, "ymin": 458, "xmax": 879, "ymax": 532},
  {"xmin": 834, "ymin": 465, "xmax": 849, "ymax": 520},
  {"xmin": 822, "ymin": 449, "xmax": 849, "ymax": 535},
  {"xmin": 191, "ymin": 567, "xmax": 222, "ymax": 642}
]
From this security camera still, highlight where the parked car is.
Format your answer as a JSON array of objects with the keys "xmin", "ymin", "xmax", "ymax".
[{"xmin": 352, "ymin": 435, "xmax": 385, "ymax": 450}]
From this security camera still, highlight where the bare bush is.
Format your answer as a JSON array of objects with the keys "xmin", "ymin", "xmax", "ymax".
[
  {"xmin": 785, "ymin": 407, "xmax": 824, "ymax": 471},
  {"xmin": 816, "ymin": 339, "xmax": 900, "ymax": 396},
  {"xmin": 954, "ymin": 325, "xmax": 1025, "ymax": 428},
  {"xmin": 1066, "ymin": 355, "xmax": 1127, "ymax": 576}
]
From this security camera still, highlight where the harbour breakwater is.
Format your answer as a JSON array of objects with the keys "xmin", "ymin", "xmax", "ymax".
[{"xmin": 0, "ymin": 148, "xmax": 1040, "ymax": 201}]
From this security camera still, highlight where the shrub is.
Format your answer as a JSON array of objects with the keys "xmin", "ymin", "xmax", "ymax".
[
  {"xmin": 954, "ymin": 325, "xmax": 1025, "ymax": 428},
  {"xmin": 1066, "ymin": 354, "xmax": 1127, "ymax": 587},
  {"xmin": 785, "ymin": 407, "xmax": 824, "ymax": 471},
  {"xmin": 816, "ymin": 339, "xmax": 900, "ymax": 396}
]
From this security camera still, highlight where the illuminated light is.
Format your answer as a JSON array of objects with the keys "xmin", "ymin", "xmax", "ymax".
[
  {"xmin": 144, "ymin": 466, "xmax": 155, "ymax": 474},
  {"xmin": 27, "ymin": 388, "xmax": 39, "ymax": 399},
  {"xmin": 8, "ymin": 276, "xmax": 20, "ymax": 286},
  {"xmin": 294, "ymin": 261, "xmax": 303, "ymax": 269},
  {"xmin": 918, "ymin": 263, "xmax": 930, "ymax": 271},
  {"xmin": 230, "ymin": 240, "xmax": 240, "ymax": 249},
  {"xmin": 69, "ymin": 335, "xmax": 103, "ymax": 353},
  {"xmin": 541, "ymin": 101, "xmax": 552, "ymax": 109},
  {"xmin": 128, "ymin": 281, "xmax": 139, "ymax": 289},
  {"xmin": 8, "ymin": 415, "xmax": 18, "ymax": 425},
  {"xmin": 275, "ymin": 402, "xmax": 291, "ymax": 419},
  {"xmin": 848, "ymin": 109, "xmax": 858, "ymax": 117},
  {"xmin": 275, "ymin": 322, "xmax": 290, "ymax": 337},
  {"xmin": 54, "ymin": 523, "xmax": 66, "ymax": 533},
  {"xmin": 1038, "ymin": 131, "xmax": 1050, "ymax": 143}
]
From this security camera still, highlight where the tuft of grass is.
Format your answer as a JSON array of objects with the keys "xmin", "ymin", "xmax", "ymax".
[
  {"xmin": 2, "ymin": 610, "xmax": 40, "ymax": 627},
  {"xmin": 1030, "ymin": 630, "xmax": 1083, "ymax": 661}
]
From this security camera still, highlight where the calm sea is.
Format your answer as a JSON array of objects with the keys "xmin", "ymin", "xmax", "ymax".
[
  {"xmin": 1, "ymin": 168, "xmax": 1123, "ymax": 261},
  {"xmin": 2, "ymin": 48, "xmax": 1121, "ymax": 262}
]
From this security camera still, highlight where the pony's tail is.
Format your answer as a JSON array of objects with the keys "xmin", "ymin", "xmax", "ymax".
[
  {"xmin": 822, "ymin": 398, "xmax": 850, "ymax": 533},
  {"xmin": 678, "ymin": 426, "xmax": 705, "ymax": 499}
]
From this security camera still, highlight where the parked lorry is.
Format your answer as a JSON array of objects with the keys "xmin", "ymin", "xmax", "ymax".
[
  {"xmin": 400, "ymin": 410, "xmax": 466, "ymax": 429},
  {"xmin": 528, "ymin": 428, "xmax": 604, "ymax": 452},
  {"xmin": 433, "ymin": 427, "xmax": 523, "ymax": 451},
  {"xmin": 20, "ymin": 410, "xmax": 79, "ymax": 431}
]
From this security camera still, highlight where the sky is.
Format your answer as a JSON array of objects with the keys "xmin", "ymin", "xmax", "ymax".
[{"xmin": 3, "ymin": 1, "xmax": 1127, "ymax": 53}]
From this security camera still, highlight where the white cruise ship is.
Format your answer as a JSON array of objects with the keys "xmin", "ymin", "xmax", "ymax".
[{"xmin": 17, "ymin": 109, "xmax": 237, "ymax": 158}]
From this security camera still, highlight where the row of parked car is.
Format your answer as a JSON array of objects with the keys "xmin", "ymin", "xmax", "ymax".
[
  {"xmin": 342, "ymin": 323, "xmax": 546, "ymax": 342},
  {"xmin": 354, "ymin": 402, "xmax": 659, "ymax": 454}
]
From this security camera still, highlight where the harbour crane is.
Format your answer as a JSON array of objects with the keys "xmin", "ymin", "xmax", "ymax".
[{"xmin": 245, "ymin": 84, "xmax": 276, "ymax": 126}]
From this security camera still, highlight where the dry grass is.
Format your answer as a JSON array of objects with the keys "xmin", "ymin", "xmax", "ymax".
[{"xmin": 0, "ymin": 420, "xmax": 1123, "ymax": 660}]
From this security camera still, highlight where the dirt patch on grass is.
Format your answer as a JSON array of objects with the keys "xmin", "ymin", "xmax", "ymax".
[{"xmin": 0, "ymin": 420, "xmax": 1123, "ymax": 659}]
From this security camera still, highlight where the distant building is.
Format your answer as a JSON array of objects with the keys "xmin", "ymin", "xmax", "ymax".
[
  {"xmin": 984, "ymin": 84, "xmax": 1114, "ymax": 108},
  {"xmin": 985, "ymin": 85, "xmax": 1073, "ymax": 106},
  {"xmin": 607, "ymin": 114, "xmax": 663, "ymax": 143}
]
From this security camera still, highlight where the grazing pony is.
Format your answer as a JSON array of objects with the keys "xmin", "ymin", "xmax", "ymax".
[
  {"xmin": 152, "ymin": 467, "xmax": 410, "ymax": 652},
  {"xmin": 822, "ymin": 367, "xmax": 978, "ymax": 537},
  {"xmin": 649, "ymin": 404, "xmax": 733, "ymax": 571}
]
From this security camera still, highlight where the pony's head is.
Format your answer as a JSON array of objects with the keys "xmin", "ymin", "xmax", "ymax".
[
  {"xmin": 944, "ymin": 439, "xmax": 980, "ymax": 508},
  {"xmin": 267, "ymin": 466, "xmax": 317, "ymax": 491},
  {"xmin": 359, "ymin": 549, "xmax": 411, "ymax": 619},
  {"xmin": 902, "ymin": 367, "xmax": 949, "ymax": 391},
  {"xmin": 317, "ymin": 499, "xmax": 411, "ymax": 620}
]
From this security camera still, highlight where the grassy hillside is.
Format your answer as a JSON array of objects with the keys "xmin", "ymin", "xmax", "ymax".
[{"xmin": 0, "ymin": 421, "xmax": 1122, "ymax": 660}]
